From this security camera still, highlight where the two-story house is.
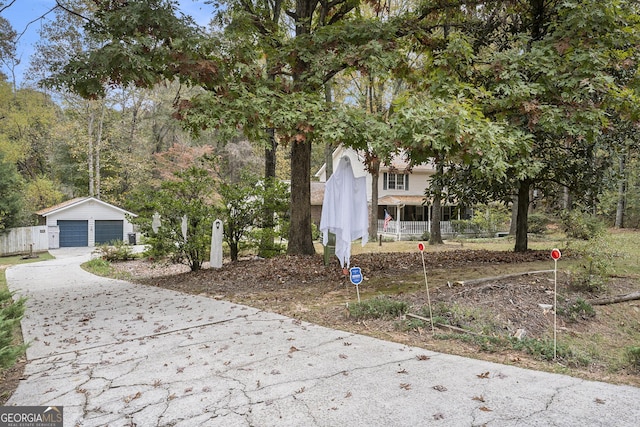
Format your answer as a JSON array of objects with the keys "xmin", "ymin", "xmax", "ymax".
[{"xmin": 313, "ymin": 145, "xmax": 468, "ymax": 239}]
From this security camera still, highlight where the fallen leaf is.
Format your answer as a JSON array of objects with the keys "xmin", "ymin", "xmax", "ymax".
[
  {"xmin": 594, "ymin": 398, "xmax": 606, "ymax": 404},
  {"xmin": 477, "ymin": 372, "xmax": 490, "ymax": 379},
  {"xmin": 472, "ymin": 395, "xmax": 485, "ymax": 402},
  {"xmin": 124, "ymin": 391, "xmax": 142, "ymax": 403},
  {"xmin": 432, "ymin": 385, "xmax": 447, "ymax": 392},
  {"xmin": 417, "ymin": 354, "xmax": 431, "ymax": 361},
  {"xmin": 479, "ymin": 406, "xmax": 492, "ymax": 412},
  {"xmin": 400, "ymin": 383, "xmax": 411, "ymax": 390}
]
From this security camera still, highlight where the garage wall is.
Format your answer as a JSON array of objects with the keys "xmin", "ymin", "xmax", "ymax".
[{"xmin": 44, "ymin": 199, "xmax": 134, "ymax": 247}]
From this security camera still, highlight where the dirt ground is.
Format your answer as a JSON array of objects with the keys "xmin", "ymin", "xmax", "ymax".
[{"xmin": 116, "ymin": 249, "xmax": 640, "ymax": 387}]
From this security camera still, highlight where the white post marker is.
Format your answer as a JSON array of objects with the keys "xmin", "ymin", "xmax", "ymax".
[
  {"xmin": 210, "ymin": 219, "xmax": 223, "ymax": 269},
  {"xmin": 350, "ymin": 267, "xmax": 363, "ymax": 303},
  {"xmin": 419, "ymin": 243, "xmax": 435, "ymax": 334},
  {"xmin": 551, "ymin": 248, "xmax": 562, "ymax": 359}
]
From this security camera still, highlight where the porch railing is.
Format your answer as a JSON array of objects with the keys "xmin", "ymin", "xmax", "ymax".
[{"xmin": 377, "ymin": 219, "xmax": 456, "ymax": 237}]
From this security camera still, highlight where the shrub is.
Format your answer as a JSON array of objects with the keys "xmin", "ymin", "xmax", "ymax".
[
  {"xmin": 251, "ymin": 228, "xmax": 286, "ymax": 258},
  {"xmin": 0, "ymin": 290, "xmax": 28, "ymax": 369},
  {"xmin": 567, "ymin": 237, "xmax": 614, "ymax": 292},
  {"xmin": 94, "ymin": 241, "xmax": 137, "ymax": 262},
  {"xmin": 560, "ymin": 211, "xmax": 605, "ymax": 240},
  {"xmin": 451, "ymin": 219, "xmax": 471, "ymax": 234},
  {"xmin": 528, "ymin": 213, "xmax": 550, "ymax": 235},
  {"xmin": 420, "ymin": 230, "xmax": 430, "ymax": 241},
  {"xmin": 559, "ymin": 298, "xmax": 595, "ymax": 322}
]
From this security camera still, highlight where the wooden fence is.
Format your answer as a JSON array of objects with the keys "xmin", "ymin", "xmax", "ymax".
[{"xmin": 0, "ymin": 226, "xmax": 49, "ymax": 256}]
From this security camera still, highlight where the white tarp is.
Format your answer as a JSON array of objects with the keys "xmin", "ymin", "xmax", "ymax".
[{"xmin": 319, "ymin": 156, "xmax": 369, "ymax": 268}]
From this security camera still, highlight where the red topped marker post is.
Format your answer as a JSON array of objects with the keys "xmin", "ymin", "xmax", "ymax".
[{"xmin": 551, "ymin": 248, "xmax": 561, "ymax": 359}]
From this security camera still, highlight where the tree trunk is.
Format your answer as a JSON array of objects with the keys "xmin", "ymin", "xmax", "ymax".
[
  {"xmin": 430, "ymin": 196, "xmax": 443, "ymax": 244},
  {"xmin": 258, "ymin": 128, "xmax": 278, "ymax": 258},
  {"xmin": 95, "ymin": 103, "xmax": 105, "ymax": 198},
  {"xmin": 429, "ymin": 158, "xmax": 444, "ymax": 245},
  {"xmin": 587, "ymin": 291, "xmax": 640, "ymax": 306},
  {"xmin": 87, "ymin": 105, "xmax": 95, "ymax": 197},
  {"xmin": 288, "ymin": 139, "xmax": 315, "ymax": 255},
  {"xmin": 514, "ymin": 180, "xmax": 530, "ymax": 252},
  {"xmin": 287, "ymin": 0, "xmax": 317, "ymax": 256},
  {"xmin": 563, "ymin": 185, "xmax": 572, "ymax": 211},
  {"xmin": 369, "ymin": 159, "xmax": 380, "ymax": 240},
  {"xmin": 323, "ymin": 82, "xmax": 334, "ymax": 180},
  {"xmin": 509, "ymin": 195, "xmax": 517, "ymax": 235},
  {"xmin": 615, "ymin": 154, "xmax": 626, "ymax": 228}
]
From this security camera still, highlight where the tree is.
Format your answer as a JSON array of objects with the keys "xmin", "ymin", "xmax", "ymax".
[
  {"xmin": 0, "ymin": 151, "xmax": 23, "ymax": 230},
  {"xmin": 216, "ymin": 174, "xmax": 290, "ymax": 261},
  {"xmin": 0, "ymin": 4, "xmax": 17, "ymax": 87},
  {"xmin": 474, "ymin": 0, "xmax": 640, "ymax": 251},
  {"xmin": 25, "ymin": 176, "xmax": 64, "ymax": 211},
  {"xmin": 134, "ymin": 166, "xmax": 217, "ymax": 271},
  {"xmin": 44, "ymin": 0, "xmax": 482, "ymax": 256}
]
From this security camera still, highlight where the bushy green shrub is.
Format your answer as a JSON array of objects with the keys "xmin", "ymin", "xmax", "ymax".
[
  {"xmin": 251, "ymin": 228, "xmax": 287, "ymax": 258},
  {"xmin": 311, "ymin": 222, "xmax": 321, "ymax": 241},
  {"xmin": 560, "ymin": 211, "xmax": 605, "ymax": 240},
  {"xmin": 567, "ymin": 237, "xmax": 614, "ymax": 292},
  {"xmin": 450, "ymin": 220, "xmax": 475, "ymax": 236},
  {"xmin": 0, "ymin": 290, "xmax": 27, "ymax": 369},
  {"xmin": 528, "ymin": 213, "xmax": 550, "ymax": 235},
  {"xmin": 94, "ymin": 241, "xmax": 137, "ymax": 261}
]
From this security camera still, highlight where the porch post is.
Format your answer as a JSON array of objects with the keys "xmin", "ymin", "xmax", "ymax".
[{"xmin": 396, "ymin": 205, "xmax": 401, "ymax": 241}]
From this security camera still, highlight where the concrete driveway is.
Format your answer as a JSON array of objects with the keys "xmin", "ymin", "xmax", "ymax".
[{"xmin": 5, "ymin": 248, "xmax": 640, "ymax": 426}]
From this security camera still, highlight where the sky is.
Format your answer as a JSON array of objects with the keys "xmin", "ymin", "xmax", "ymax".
[{"xmin": 1, "ymin": 0, "xmax": 216, "ymax": 87}]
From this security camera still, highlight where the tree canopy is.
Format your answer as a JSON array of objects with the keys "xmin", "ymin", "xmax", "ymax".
[{"xmin": 0, "ymin": 0, "xmax": 638, "ymax": 253}]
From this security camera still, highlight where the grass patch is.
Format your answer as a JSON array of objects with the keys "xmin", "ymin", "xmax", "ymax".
[
  {"xmin": 83, "ymin": 257, "xmax": 115, "ymax": 276},
  {"xmin": 625, "ymin": 346, "xmax": 640, "ymax": 372},
  {"xmin": 82, "ymin": 257, "xmax": 133, "ymax": 281},
  {"xmin": 348, "ymin": 296, "xmax": 408, "ymax": 320}
]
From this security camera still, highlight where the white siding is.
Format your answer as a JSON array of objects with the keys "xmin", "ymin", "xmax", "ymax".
[
  {"xmin": 379, "ymin": 170, "xmax": 433, "ymax": 198},
  {"xmin": 45, "ymin": 199, "xmax": 134, "ymax": 247}
]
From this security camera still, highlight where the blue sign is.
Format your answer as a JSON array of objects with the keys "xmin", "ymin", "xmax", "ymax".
[{"xmin": 349, "ymin": 267, "xmax": 363, "ymax": 285}]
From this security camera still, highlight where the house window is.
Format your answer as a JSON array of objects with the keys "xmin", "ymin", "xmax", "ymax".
[{"xmin": 383, "ymin": 173, "xmax": 409, "ymax": 191}]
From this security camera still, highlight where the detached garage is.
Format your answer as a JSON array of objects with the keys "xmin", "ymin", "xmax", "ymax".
[{"xmin": 37, "ymin": 197, "xmax": 137, "ymax": 248}]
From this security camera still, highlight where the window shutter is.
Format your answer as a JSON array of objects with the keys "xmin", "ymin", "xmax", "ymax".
[
  {"xmin": 383, "ymin": 173, "xmax": 388, "ymax": 190},
  {"xmin": 405, "ymin": 174, "xmax": 409, "ymax": 191}
]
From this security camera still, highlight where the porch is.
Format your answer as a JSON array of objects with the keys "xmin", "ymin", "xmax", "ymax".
[{"xmin": 376, "ymin": 219, "xmax": 457, "ymax": 240}]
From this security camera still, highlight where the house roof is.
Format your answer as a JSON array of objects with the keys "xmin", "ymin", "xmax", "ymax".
[
  {"xmin": 315, "ymin": 144, "xmax": 436, "ymax": 177},
  {"xmin": 378, "ymin": 195, "xmax": 427, "ymax": 206},
  {"xmin": 36, "ymin": 197, "xmax": 137, "ymax": 217}
]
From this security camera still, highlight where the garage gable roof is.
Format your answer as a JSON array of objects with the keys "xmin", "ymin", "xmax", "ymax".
[{"xmin": 36, "ymin": 197, "xmax": 137, "ymax": 217}]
